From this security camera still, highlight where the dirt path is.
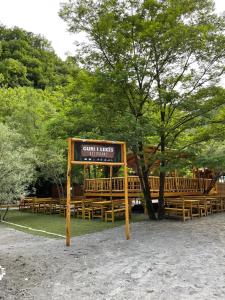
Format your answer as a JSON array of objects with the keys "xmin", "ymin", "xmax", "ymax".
[{"xmin": 1, "ymin": 215, "xmax": 225, "ymax": 300}]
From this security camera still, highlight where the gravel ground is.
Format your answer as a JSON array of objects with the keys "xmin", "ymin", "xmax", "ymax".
[{"xmin": 1, "ymin": 214, "xmax": 225, "ymax": 300}]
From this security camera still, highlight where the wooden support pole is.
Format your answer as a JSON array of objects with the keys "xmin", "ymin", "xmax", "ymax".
[
  {"xmin": 110, "ymin": 165, "xmax": 113, "ymax": 201},
  {"xmin": 123, "ymin": 142, "xmax": 130, "ymax": 240},
  {"xmin": 66, "ymin": 138, "xmax": 72, "ymax": 246},
  {"xmin": 83, "ymin": 165, "xmax": 86, "ymax": 192}
]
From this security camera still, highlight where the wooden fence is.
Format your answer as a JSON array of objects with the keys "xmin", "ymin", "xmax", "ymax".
[{"xmin": 84, "ymin": 176, "xmax": 212, "ymax": 196}]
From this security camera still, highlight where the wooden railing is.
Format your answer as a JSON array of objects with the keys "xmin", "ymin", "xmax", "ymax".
[{"xmin": 84, "ymin": 176, "xmax": 212, "ymax": 194}]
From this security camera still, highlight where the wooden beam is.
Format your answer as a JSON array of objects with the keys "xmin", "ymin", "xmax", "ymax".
[
  {"xmin": 71, "ymin": 138, "xmax": 124, "ymax": 144},
  {"xmin": 110, "ymin": 165, "xmax": 113, "ymax": 201},
  {"xmin": 123, "ymin": 142, "xmax": 130, "ymax": 240},
  {"xmin": 71, "ymin": 161, "xmax": 124, "ymax": 166},
  {"xmin": 66, "ymin": 138, "xmax": 72, "ymax": 246}
]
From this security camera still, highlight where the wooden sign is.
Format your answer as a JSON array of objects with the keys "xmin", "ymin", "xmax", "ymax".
[
  {"xmin": 74, "ymin": 141, "xmax": 122, "ymax": 163},
  {"xmin": 66, "ymin": 138, "xmax": 130, "ymax": 246}
]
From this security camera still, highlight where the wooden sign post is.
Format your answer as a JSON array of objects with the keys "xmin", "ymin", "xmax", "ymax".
[{"xmin": 66, "ymin": 138, "xmax": 130, "ymax": 246}]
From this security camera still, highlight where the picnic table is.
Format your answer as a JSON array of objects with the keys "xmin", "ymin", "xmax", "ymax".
[
  {"xmin": 183, "ymin": 195, "xmax": 224, "ymax": 214},
  {"xmin": 91, "ymin": 200, "xmax": 118, "ymax": 220},
  {"xmin": 165, "ymin": 195, "xmax": 225, "ymax": 221},
  {"xmin": 59, "ymin": 198, "xmax": 103, "ymax": 218},
  {"xmin": 165, "ymin": 198, "xmax": 201, "ymax": 220},
  {"xmin": 92, "ymin": 199, "xmax": 131, "ymax": 222},
  {"xmin": 19, "ymin": 197, "xmax": 34, "ymax": 211},
  {"xmin": 18, "ymin": 196, "xmax": 133, "ymax": 222},
  {"xmin": 73, "ymin": 198, "xmax": 128, "ymax": 221},
  {"xmin": 58, "ymin": 199, "xmax": 84, "ymax": 216},
  {"xmin": 32, "ymin": 198, "xmax": 59, "ymax": 214}
]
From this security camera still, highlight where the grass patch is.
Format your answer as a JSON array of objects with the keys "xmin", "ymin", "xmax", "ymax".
[{"xmin": 0, "ymin": 210, "xmax": 147, "ymax": 238}]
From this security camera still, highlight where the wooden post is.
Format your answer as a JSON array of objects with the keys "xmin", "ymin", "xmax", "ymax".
[
  {"xmin": 123, "ymin": 142, "xmax": 130, "ymax": 240},
  {"xmin": 66, "ymin": 138, "xmax": 72, "ymax": 246},
  {"xmin": 110, "ymin": 165, "xmax": 113, "ymax": 201},
  {"xmin": 83, "ymin": 165, "xmax": 86, "ymax": 194}
]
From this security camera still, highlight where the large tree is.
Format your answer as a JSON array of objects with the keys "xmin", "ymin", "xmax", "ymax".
[
  {"xmin": 0, "ymin": 123, "xmax": 36, "ymax": 215},
  {"xmin": 0, "ymin": 87, "xmax": 69, "ymax": 198},
  {"xmin": 0, "ymin": 87, "xmax": 57, "ymax": 145},
  {"xmin": 60, "ymin": 0, "xmax": 225, "ymax": 219}
]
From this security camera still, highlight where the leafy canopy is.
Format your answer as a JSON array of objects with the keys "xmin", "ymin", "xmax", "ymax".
[
  {"xmin": 60, "ymin": 0, "xmax": 225, "ymax": 157},
  {"xmin": 0, "ymin": 123, "xmax": 37, "ymax": 204},
  {"xmin": 0, "ymin": 25, "xmax": 73, "ymax": 89}
]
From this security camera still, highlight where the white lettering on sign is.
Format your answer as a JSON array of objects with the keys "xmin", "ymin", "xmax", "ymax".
[{"xmin": 81, "ymin": 144, "xmax": 115, "ymax": 159}]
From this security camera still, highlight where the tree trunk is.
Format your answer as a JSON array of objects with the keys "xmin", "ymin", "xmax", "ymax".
[
  {"xmin": 56, "ymin": 183, "xmax": 62, "ymax": 199},
  {"xmin": 2, "ymin": 206, "xmax": 9, "ymax": 220},
  {"xmin": 103, "ymin": 166, "xmax": 110, "ymax": 178},
  {"xmin": 93, "ymin": 165, "xmax": 97, "ymax": 178},
  {"xmin": 59, "ymin": 179, "xmax": 65, "ymax": 199},
  {"xmin": 158, "ymin": 167, "xmax": 165, "ymax": 219},
  {"xmin": 88, "ymin": 166, "xmax": 91, "ymax": 178},
  {"xmin": 54, "ymin": 174, "xmax": 63, "ymax": 200},
  {"xmin": 0, "ymin": 206, "xmax": 9, "ymax": 221},
  {"xmin": 134, "ymin": 143, "xmax": 157, "ymax": 220},
  {"xmin": 158, "ymin": 132, "xmax": 165, "ymax": 219},
  {"xmin": 141, "ymin": 169, "xmax": 157, "ymax": 220},
  {"xmin": 204, "ymin": 172, "xmax": 222, "ymax": 194}
]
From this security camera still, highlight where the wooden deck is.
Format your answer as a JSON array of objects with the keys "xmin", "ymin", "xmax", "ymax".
[{"xmin": 84, "ymin": 176, "xmax": 212, "ymax": 198}]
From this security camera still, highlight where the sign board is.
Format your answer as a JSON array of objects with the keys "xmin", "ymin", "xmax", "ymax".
[
  {"xmin": 74, "ymin": 141, "xmax": 122, "ymax": 163},
  {"xmin": 66, "ymin": 138, "xmax": 130, "ymax": 247}
]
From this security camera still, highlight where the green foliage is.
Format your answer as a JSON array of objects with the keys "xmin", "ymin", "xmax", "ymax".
[
  {"xmin": 37, "ymin": 141, "xmax": 67, "ymax": 198},
  {"xmin": 0, "ymin": 58, "xmax": 30, "ymax": 87},
  {"xmin": 0, "ymin": 26, "xmax": 74, "ymax": 89},
  {"xmin": 0, "ymin": 2, "xmax": 225, "ymax": 213},
  {"xmin": 60, "ymin": 0, "xmax": 225, "ymax": 166},
  {"xmin": 0, "ymin": 123, "xmax": 37, "ymax": 204},
  {"xmin": 0, "ymin": 87, "xmax": 57, "ymax": 145},
  {"xmin": 0, "ymin": 26, "xmax": 92, "ymax": 200},
  {"xmin": 194, "ymin": 141, "xmax": 225, "ymax": 173},
  {"xmin": 47, "ymin": 70, "xmax": 101, "ymax": 139},
  {"xmin": 0, "ymin": 87, "xmax": 69, "ymax": 195},
  {"xmin": 60, "ymin": 0, "xmax": 225, "ymax": 217}
]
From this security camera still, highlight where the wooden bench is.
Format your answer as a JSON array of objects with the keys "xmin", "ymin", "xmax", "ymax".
[
  {"xmin": 74, "ymin": 199, "xmax": 102, "ymax": 220},
  {"xmin": 182, "ymin": 199, "xmax": 201, "ymax": 218},
  {"xmin": 221, "ymin": 197, "xmax": 225, "ymax": 212},
  {"xmin": 210, "ymin": 198, "xmax": 222, "ymax": 213},
  {"xmin": 91, "ymin": 206, "xmax": 105, "ymax": 219},
  {"xmin": 44, "ymin": 200, "xmax": 60, "ymax": 214},
  {"xmin": 19, "ymin": 198, "xmax": 34, "ymax": 211},
  {"xmin": 182, "ymin": 196, "xmax": 211, "ymax": 216},
  {"xmin": 164, "ymin": 207, "xmax": 190, "ymax": 222},
  {"xmin": 105, "ymin": 207, "xmax": 125, "ymax": 223},
  {"xmin": 197, "ymin": 199, "xmax": 208, "ymax": 217},
  {"xmin": 32, "ymin": 198, "xmax": 53, "ymax": 213},
  {"xmin": 76, "ymin": 207, "xmax": 93, "ymax": 220},
  {"xmin": 166, "ymin": 197, "xmax": 201, "ymax": 219}
]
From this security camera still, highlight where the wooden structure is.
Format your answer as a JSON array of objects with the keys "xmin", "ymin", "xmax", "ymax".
[
  {"xmin": 216, "ymin": 183, "xmax": 225, "ymax": 197},
  {"xmin": 164, "ymin": 195, "xmax": 225, "ymax": 221},
  {"xmin": 18, "ymin": 196, "xmax": 131, "ymax": 224},
  {"xmin": 84, "ymin": 176, "xmax": 212, "ymax": 198},
  {"xmin": 18, "ymin": 194, "xmax": 225, "ymax": 223},
  {"xmin": 66, "ymin": 138, "xmax": 130, "ymax": 246}
]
